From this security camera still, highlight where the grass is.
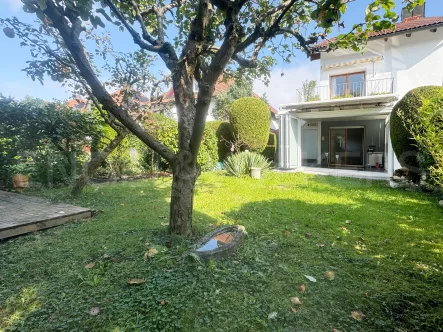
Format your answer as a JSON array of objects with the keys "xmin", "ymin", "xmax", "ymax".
[{"xmin": 1, "ymin": 172, "xmax": 443, "ymax": 331}]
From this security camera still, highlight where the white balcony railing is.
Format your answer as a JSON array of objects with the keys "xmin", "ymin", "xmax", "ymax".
[{"xmin": 296, "ymin": 78, "xmax": 394, "ymax": 103}]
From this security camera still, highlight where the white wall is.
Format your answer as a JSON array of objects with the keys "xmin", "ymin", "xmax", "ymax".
[{"xmin": 320, "ymin": 28, "xmax": 443, "ymax": 99}]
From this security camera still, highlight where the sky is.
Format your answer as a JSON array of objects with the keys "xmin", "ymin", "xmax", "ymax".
[{"xmin": 1, "ymin": 0, "xmax": 443, "ymax": 107}]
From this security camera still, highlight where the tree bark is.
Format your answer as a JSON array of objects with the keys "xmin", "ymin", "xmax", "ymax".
[
  {"xmin": 71, "ymin": 130, "xmax": 127, "ymax": 195},
  {"xmin": 169, "ymin": 150, "xmax": 199, "ymax": 235}
]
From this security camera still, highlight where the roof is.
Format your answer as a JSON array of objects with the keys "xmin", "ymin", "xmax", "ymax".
[
  {"xmin": 66, "ymin": 90, "xmax": 150, "ymax": 110},
  {"xmin": 314, "ymin": 16, "xmax": 443, "ymax": 50},
  {"xmin": 160, "ymin": 79, "xmax": 278, "ymax": 114}
]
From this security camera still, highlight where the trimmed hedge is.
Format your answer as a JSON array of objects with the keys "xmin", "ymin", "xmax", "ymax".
[
  {"xmin": 262, "ymin": 132, "xmax": 277, "ymax": 161},
  {"xmin": 144, "ymin": 113, "xmax": 218, "ymax": 171},
  {"xmin": 229, "ymin": 97, "xmax": 270, "ymax": 152},
  {"xmin": 391, "ymin": 86, "xmax": 443, "ymax": 174},
  {"xmin": 207, "ymin": 121, "xmax": 234, "ymax": 161}
]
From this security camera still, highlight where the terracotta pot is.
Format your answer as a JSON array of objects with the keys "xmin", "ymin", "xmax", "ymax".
[{"xmin": 12, "ymin": 174, "xmax": 29, "ymax": 193}]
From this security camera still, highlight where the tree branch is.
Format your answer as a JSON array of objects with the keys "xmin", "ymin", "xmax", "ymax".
[{"xmin": 42, "ymin": 1, "xmax": 176, "ymax": 163}]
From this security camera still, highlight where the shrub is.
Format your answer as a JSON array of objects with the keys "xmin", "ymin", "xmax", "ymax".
[
  {"xmin": 144, "ymin": 113, "xmax": 218, "ymax": 171},
  {"xmin": 223, "ymin": 152, "xmax": 271, "ymax": 177},
  {"xmin": 400, "ymin": 97, "xmax": 443, "ymax": 185},
  {"xmin": 391, "ymin": 86, "xmax": 443, "ymax": 181},
  {"xmin": 262, "ymin": 132, "xmax": 277, "ymax": 161},
  {"xmin": 206, "ymin": 121, "xmax": 234, "ymax": 161},
  {"xmin": 0, "ymin": 96, "xmax": 100, "ymax": 187},
  {"xmin": 229, "ymin": 97, "xmax": 270, "ymax": 152}
]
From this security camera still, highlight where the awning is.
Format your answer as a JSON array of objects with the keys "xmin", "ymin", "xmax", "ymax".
[{"xmin": 321, "ymin": 55, "xmax": 383, "ymax": 71}]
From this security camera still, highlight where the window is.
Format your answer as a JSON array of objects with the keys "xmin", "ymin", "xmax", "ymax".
[{"xmin": 330, "ymin": 72, "xmax": 365, "ymax": 98}]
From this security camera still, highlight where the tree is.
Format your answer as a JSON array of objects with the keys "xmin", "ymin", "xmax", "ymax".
[
  {"xmin": 301, "ymin": 80, "xmax": 320, "ymax": 102},
  {"xmin": 212, "ymin": 78, "xmax": 253, "ymax": 121},
  {"xmin": 1, "ymin": 0, "xmax": 423, "ymax": 235}
]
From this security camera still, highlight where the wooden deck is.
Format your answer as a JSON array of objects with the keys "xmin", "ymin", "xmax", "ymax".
[{"xmin": 0, "ymin": 191, "xmax": 91, "ymax": 239}]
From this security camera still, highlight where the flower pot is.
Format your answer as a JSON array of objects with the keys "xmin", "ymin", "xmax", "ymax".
[
  {"xmin": 250, "ymin": 167, "xmax": 261, "ymax": 179},
  {"xmin": 12, "ymin": 174, "xmax": 29, "ymax": 193}
]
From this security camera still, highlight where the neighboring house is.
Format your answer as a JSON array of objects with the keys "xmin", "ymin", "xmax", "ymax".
[
  {"xmin": 277, "ymin": 5, "xmax": 443, "ymax": 176},
  {"xmin": 154, "ymin": 79, "xmax": 279, "ymax": 131}
]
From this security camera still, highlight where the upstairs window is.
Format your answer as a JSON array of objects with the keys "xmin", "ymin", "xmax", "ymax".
[{"xmin": 330, "ymin": 72, "xmax": 365, "ymax": 98}]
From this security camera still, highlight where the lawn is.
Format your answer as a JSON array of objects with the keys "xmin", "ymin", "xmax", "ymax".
[{"xmin": 1, "ymin": 172, "xmax": 443, "ymax": 331}]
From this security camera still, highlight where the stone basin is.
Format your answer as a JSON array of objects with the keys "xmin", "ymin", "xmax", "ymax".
[{"xmin": 190, "ymin": 225, "xmax": 245, "ymax": 260}]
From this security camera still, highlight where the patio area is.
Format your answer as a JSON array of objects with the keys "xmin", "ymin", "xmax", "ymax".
[
  {"xmin": 276, "ymin": 166, "xmax": 390, "ymax": 180},
  {"xmin": 0, "ymin": 191, "xmax": 91, "ymax": 239}
]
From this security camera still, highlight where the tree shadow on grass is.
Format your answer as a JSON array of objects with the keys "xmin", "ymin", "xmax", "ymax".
[{"xmin": 223, "ymin": 197, "xmax": 443, "ymax": 331}]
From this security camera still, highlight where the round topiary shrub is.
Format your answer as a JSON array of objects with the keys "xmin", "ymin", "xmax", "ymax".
[
  {"xmin": 206, "ymin": 121, "xmax": 234, "ymax": 161},
  {"xmin": 229, "ymin": 97, "xmax": 270, "ymax": 153},
  {"xmin": 390, "ymin": 86, "xmax": 443, "ymax": 176}
]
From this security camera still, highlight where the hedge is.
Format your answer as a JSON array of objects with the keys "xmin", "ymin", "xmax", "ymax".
[
  {"xmin": 144, "ymin": 113, "xmax": 218, "ymax": 171},
  {"xmin": 262, "ymin": 132, "xmax": 277, "ymax": 161},
  {"xmin": 390, "ymin": 86, "xmax": 443, "ymax": 175},
  {"xmin": 206, "ymin": 121, "xmax": 234, "ymax": 161},
  {"xmin": 229, "ymin": 97, "xmax": 270, "ymax": 152}
]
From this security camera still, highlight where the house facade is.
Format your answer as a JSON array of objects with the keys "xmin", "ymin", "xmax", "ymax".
[{"xmin": 277, "ymin": 11, "xmax": 443, "ymax": 176}]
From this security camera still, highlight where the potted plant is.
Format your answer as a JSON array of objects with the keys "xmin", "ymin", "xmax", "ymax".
[{"xmin": 9, "ymin": 164, "xmax": 31, "ymax": 193}]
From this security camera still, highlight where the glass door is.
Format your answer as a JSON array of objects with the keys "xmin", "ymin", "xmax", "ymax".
[{"xmin": 329, "ymin": 127, "xmax": 364, "ymax": 167}]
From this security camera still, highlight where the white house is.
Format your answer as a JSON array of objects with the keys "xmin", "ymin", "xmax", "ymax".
[{"xmin": 277, "ymin": 7, "xmax": 443, "ymax": 176}]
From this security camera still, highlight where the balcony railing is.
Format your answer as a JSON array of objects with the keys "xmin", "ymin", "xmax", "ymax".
[{"xmin": 296, "ymin": 78, "xmax": 394, "ymax": 103}]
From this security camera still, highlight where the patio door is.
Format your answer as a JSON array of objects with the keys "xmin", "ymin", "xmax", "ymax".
[{"xmin": 329, "ymin": 127, "xmax": 364, "ymax": 167}]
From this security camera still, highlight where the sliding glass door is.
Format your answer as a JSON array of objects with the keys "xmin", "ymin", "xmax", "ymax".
[{"xmin": 329, "ymin": 127, "xmax": 364, "ymax": 167}]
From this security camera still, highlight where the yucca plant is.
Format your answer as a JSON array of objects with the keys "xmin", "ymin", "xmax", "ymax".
[{"xmin": 223, "ymin": 152, "xmax": 271, "ymax": 177}]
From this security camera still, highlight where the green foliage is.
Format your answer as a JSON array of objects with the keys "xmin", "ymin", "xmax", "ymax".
[
  {"xmin": 400, "ymin": 97, "xmax": 443, "ymax": 185},
  {"xmin": 144, "ymin": 114, "xmax": 218, "ymax": 171},
  {"xmin": 391, "ymin": 86, "xmax": 443, "ymax": 181},
  {"xmin": 262, "ymin": 132, "xmax": 277, "ymax": 162},
  {"xmin": 0, "ymin": 95, "xmax": 100, "ymax": 187},
  {"xmin": 301, "ymin": 80, "xmax": 320, "ymax": 102},
  {"xmin": 229, "ymin": 97, "xmax": 270, "ymax": 153},
  {"xmin": 206, "ymin": 121, "xmax": 234, "ymax": 162},
  {"xmin": 212, "ymin": 78, "xmax": 253, "ymax": 121},
  {"xmin": 223, "ymin": 152, "xmax": 271, "ymax": 177}
]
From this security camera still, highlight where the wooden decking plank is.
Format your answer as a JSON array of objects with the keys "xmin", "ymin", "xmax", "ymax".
[{"xmin": 0, "ymin": 190, "xmax": 91, "ymax": 239}]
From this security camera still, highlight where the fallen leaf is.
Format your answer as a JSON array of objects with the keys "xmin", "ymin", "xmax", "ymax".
[
  {"xmin": 324, "ymin": 271, "xmax": 335, "ymax": 280},
  {"xmin": 128, "ymin": 278, "xmax": 146, "ymax": 285},
  {"xmin": 296, "ymin": 284, "xmax": 306, "ymax": 293},
  {"xmin": 85, "ymin": 263, "xmax": 95, "ymax": 269},
  {"xmin": 160, "ymin": 300, "xmax": 166, "ymax": 305},
  {"xmin": 143, "ymin": 248, "xmax": 158, "ymax": 260},
  {"xmin": 305, "ymin": 233, "xmax": 312, "ymax": 238},
  {"xmin": 291, "ymin": 307, "xmax": 297, "ymax": 313},
  {"xmin": 284, "ymin": 230, "xmax": 291, "ymax": 236},
  {"xmin": 304, "ymin": 275, "xmax": 317, "ymax": 282},
  {"xmin": 345, "ymin": 220, "xmax": 352, "ymax": 224},
  {"xmin": 268, "ymin": 311, "xmax": 278, "ymax": 320},
  {"xmin": 120, "ymin": 203, "xmax": 125, "ymax": 206},
  {"xmin": 89, "ymin": 307, "xmax": 100, "ymax": 316},
  {"xmin": 317, "ymin": 243, "xmax": 326, "ymax": 248},
  {"xmin": 290, "ymin": 297, "xmax": 302, "ymax": 305},
  {"xmin": 340, "ymin": 227, "xmax": 348, "ymax": 231},
  {"xmin": 332, "ymin": 329, "xmax": 342, "ymax": 332},
  {"xmin": 160, "ymin": 222, "xmax": 169, "ymax": 226},
  {"xmin": 103, "ymin": 254, "xmax": 110, "ymax": 259},
  {"xmin": 351, "ymin": 310, "xmax": 365, "ymax": 321},
  {"xmin": 364, "ymin": 292, "xmax": 369, "ymax": 297}
]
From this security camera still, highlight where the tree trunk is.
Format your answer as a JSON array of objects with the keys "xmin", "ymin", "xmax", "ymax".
[
  {"xmin": 169, "ymin": 150, "xmax": 198, "ymax": 235},
  {"xmin": 71, "ymin": 130, "xmax": 127, "ymax": 195}
]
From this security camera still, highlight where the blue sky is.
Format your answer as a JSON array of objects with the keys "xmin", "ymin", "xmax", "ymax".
[{"xmin": 1, "ymin": 0, "xmax": 442, "ymax": 106}]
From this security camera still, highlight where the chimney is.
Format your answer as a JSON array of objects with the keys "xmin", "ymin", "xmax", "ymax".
[{"xmin": 401, "ymin": 2, "xmax": 426, "ymax": 21}]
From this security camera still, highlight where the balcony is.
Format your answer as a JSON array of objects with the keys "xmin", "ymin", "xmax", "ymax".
[{"xmin": 295, "ymin": 78, "xmax": 394, "ymax": 103}]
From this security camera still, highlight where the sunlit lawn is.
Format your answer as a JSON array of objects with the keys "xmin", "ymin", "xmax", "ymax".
[{"xmin": 1, "ymin": 172, "xmax": 443, "ymax": 331}]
